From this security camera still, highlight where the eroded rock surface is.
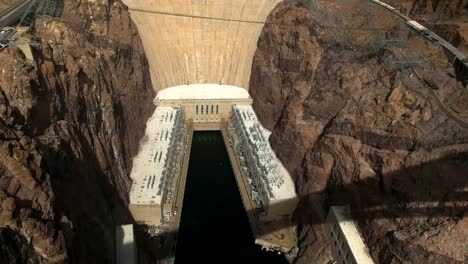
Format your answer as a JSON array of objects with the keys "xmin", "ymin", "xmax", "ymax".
[
  {"xmin": 251, "ymin": 1, "xmax": 468, "ymax": 263},
  {"xmin": 0, "ymin": 0, "xmax": 154, "ymax": 262}
]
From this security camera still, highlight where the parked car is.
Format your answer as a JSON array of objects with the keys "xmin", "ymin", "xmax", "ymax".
[{"xmin": 0, "ymin": 28, "xmax": 13, "ymax": 34}]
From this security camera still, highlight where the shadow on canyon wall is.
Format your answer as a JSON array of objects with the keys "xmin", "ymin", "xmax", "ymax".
[
  {"xmin": 45, "ymin": 126, "xmax": 135, "ymax": 262},
  {"xmin": 149, "ymin": 150, "xmax": 467, "ymax": 260}
]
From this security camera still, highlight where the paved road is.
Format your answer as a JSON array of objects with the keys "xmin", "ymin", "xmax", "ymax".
[
  {"xmin": 0, "ymin": 0, "xmax": 38, "ymax": 26},
  {"xmin": 396, "ymin": 49, "xmax": 468, "ymax": 130},
  {"xmin": 368, "ymin": 0, "xmax": 467, "ymax": 71}
]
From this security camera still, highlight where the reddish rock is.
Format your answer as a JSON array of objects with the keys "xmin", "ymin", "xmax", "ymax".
[
  {"xmin": 0, "ymin": 0, "xmax": 154, "ymax": 262},
  {"xmin": 251, "ymin": 1, "xmax": 468, "ymax": 263}
]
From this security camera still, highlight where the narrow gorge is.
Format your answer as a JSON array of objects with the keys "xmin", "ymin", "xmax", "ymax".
[{"xmin": 0, "ymin": 0, "xmax": 467, "ymax": 263}]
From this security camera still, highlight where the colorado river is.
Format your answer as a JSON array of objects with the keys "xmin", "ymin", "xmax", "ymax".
[{"xmin": 175, "ymin": 131, "xmax": 287, "ymax": 263}]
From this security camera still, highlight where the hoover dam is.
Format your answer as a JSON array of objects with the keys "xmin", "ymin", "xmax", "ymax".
[
  {"xmin": 117, "ymin": 1, "xmax": 302, "ymax": 262},
  {"xmin": 0, "ymin": 0, "xmax": 467, "ymax": 263},
  {"xmin": 119, "ymin": 0, "xmax": 375, "ymax": 263}
]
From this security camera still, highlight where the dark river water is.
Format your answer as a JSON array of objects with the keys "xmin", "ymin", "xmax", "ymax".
[{"xmin": 174, "ymin": 131, "xmax": 288, "ymax": 264}]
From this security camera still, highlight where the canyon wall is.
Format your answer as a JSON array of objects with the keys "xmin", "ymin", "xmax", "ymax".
[
  {"xmin": 408, "ymin": 0, "xmax": 467, "ymax": 18},
  {"xmin": 250, "ymin": 1, "xmax": 468, "ymax": 263},
  {"xmin": 1, "ymin": 0, "xmax": 466, "ymax": 263},
  {"xmin": 0, "ymin": 0, "xmax": 154, "ymax": 262}
]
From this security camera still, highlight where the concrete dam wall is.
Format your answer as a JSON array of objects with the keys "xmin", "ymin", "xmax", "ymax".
[{"xmin": 122, "ymin": 0, "xmax": 282, "ymax": 90}]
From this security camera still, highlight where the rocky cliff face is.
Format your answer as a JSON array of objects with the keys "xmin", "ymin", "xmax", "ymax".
[
  {"xmin": 408, "ymin": 0, "xmax": 467, "ymax": 18},
  {"xmin": 413, "ymin": 0, "xmax": 468, "ymax": 51},
  {"xmin": 0, "ymin": 0, "xmax": 154, "ymax": 263},
  {"xmin": 250, "ymin": 1, "xmax": 468, "ymax": 263}
]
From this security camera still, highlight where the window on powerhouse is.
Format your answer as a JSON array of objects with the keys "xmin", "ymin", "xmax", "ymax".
[{"xmin": 190, "ymin": 104, "xmax": 220, "ymax": 116}]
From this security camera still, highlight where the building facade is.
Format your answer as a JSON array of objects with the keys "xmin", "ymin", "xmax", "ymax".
[
  {"xmin": 129, "ymin": 107, "xmax": 185, "ymax": 226},
  {"xmin": 155, "ymin": 84, "xmax": 252, "ymax": 129},
  {"xmin": 325, "ymin": 206, "xmax": 374, "ymax": 264},
  {"xmin": 228, "ymin": 105, "xmax": 297, "ymax": 222},
  {"xmin": 128, "ymin": 85, "xmax": 298, "ymax": 256}
]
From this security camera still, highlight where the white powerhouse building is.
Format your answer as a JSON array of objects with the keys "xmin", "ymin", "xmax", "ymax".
[
  {"xmin": 230, "ymin": 105, "xmax": 297, "ymax": 221},
  {"xmin": 154, "ymin": 84, "xmax": 252, "ymax": 129},
  {"xmin": 128, "ymin": 84, "xmax": 297, "ymax": 228},
  {"xmin": 129, "ymin": 106, "xmax": 185, "ymax": 225}
]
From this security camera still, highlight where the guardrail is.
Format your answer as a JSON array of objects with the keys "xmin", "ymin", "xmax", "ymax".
[
  {"xmin": 0, "ymin": 0, "xmax": 63, "ymax": 28},
  {"xmin": 369, "ymin": 0, "xmax": 468, "ymax": 86},
  {"xmin": 0, "ymin": 0, "xmax": 39, "ymax": 26}
]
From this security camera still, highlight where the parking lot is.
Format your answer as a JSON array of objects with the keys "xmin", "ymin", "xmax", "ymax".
[{"xmin": 0, "ymin": 27, "xmax": 15, "ymax": 49}]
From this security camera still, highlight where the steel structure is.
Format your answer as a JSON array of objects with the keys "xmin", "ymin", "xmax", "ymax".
[{"xmin": 0, "ymin": 0, "xmax": 63, "ymax": 29}]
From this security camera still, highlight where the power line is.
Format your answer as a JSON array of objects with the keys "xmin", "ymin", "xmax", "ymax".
[
  {"xmin": 128, "ymin": 8, "xmax": 267, "ymax": 25},
  {"xmin": 128, "ymin": 7, "xmax": 409, "ymax": 32}
]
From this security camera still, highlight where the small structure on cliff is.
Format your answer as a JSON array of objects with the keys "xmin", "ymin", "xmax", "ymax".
[
  {"xmin": 116, "ymin": 225, "xmax": 137, "ymax": 264},
  {"xmin": 325, "ymin": 206, "xmax": 375, "ymax": 264}
]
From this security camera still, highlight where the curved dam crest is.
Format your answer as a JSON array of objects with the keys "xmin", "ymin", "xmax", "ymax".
[{"xmin": 122, "ymin": 0, "xmax": 282, "ymax": 90}]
